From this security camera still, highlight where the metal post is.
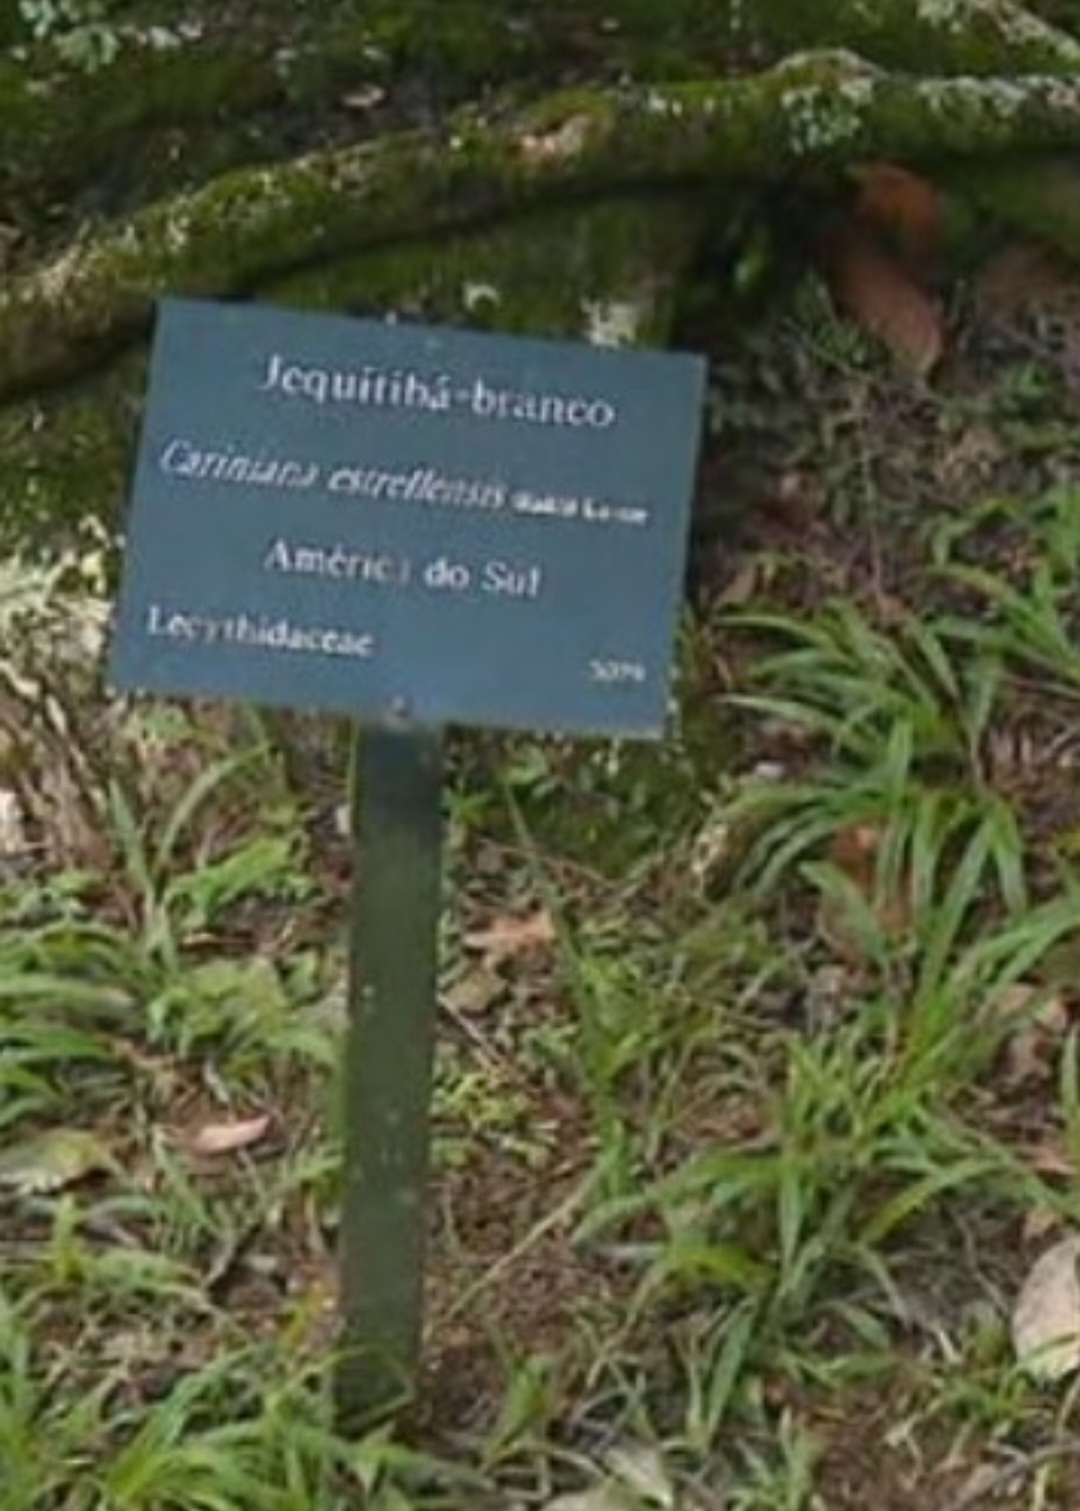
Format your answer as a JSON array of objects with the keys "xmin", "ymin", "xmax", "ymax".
[{"xmin": 334, "ymin": 724, "xmax": 443, "ymax": 1430}]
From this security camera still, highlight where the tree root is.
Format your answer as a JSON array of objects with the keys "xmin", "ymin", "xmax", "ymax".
[
  {"xmin": 5, "ymin": 55, "xmax": 1080, "ymax": 406},
  {"xmin": 4, "ymin": 0, "xmax": 1078, "ymax": 232},
  {"xmin": 7, "ymin": 25, "xmax": 1080, "ymax": 559}
]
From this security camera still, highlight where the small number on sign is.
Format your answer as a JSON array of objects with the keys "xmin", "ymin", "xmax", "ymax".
[{"xmin": 589, "ymin": 660, "xmax": 646, "ymax": 684}]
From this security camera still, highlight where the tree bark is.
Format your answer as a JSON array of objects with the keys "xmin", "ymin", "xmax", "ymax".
[
  {"xmin": 5, "ymin": 0, "xmax": 1079, "ymax": 235},
  {"xmin": 6, "ymin": 57, "xmax": 1080, "ymax": 407}
]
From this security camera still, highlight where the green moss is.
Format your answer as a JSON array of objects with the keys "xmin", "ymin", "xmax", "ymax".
[
  {"xmin": 9, "ymin": 0, "xmax": 1080, "ymax": 195},
  {"xmin": 722, "ymin": 0, "xmax": 1080, "ymax": 73},
  {"xmin": 0, "ymin": 43, "xmax": 281, "ymax": 223},
  {"xmin": 6, "ymin": 0, "xmax": 1080, "ymax": 254},
  {"xmin": 306, "ymin": 0, "xmax": 760, "ymax": 95},
  {"xmin": 0, "ymin": 357, "xmax": 142, "ymax": 561},
  {"xmin": 267, "ymin": 197, "xmax": 704, "ymax": 343},
  {"xmin": 953, "ymin": 153, "xmax": 1080, "ymax": 259},
  {"xmin": 7, "ymin": 56, "xmax": 1080, "ymax": 405},
  {"xmin": 2, "ymin": 0, "xmax": 741, "ymax": 240},
  {"xmin": 325, "ymin": 0, "xmax": 535, "ymax": 83}
]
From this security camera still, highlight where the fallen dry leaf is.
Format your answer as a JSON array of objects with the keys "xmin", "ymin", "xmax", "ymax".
[
  {"xmin": 825, "ymin": 224, "xmax": 944, "ymax": 377},
  {"xmin": 0, "ymin": 1129, "xmax": 116, "ymax": 1194},
  {"xmin": 0, "ymin": 789, "xmax": 26, "ymax": 854},
  {"xmin": 818, "ymin": 822, "xmax": 912, "ymax": 961},
  {"xmin": 718, "ymin": 559, "xmax": 766, "ymax": 608},
  {"xmin": 829, "ymin": 823, "xmax": 880, "ymax": 886},
  {"xmin": 442, "ymin": 967, "xmax": 506, "ymax": 1017},
  {"xmin": 1023, "ymin": 1205, "xmax": 1065, "ymax": 1245},
  {"xmin": 1013, "ymin": 1234, "xmax": 1080, "ymax": 1381},
  {"xmin": 1022, "ymin": 1142, "xmax": 1075, "ymax": 1180},
  {"xmin": 543, "ymin": 1489, "xmax": 633, "ymax": 1511},
  {"xmin": 939, "ymin": 423, "xmax": 1005, "ymax": 490},
  {"xmin": 605, "ymin": 1442, "xmax": 675, "ymax": 1509},
  {"xmin": 184, "ymin": 1113, "xmax": 271, "ymax": 1157},
  {"xmin": 996, "ymin": 983, "xmax": 1070, "ymax": 1088},
  {"xmin": 852, "ymin": 162, "xmax": 943, "ymax": 264},
  {"xmin": 464, "ymin": 908, "xmax": 556, "ymax": 961},
  {"xmin": 973, "ymin": 242, "xmax": 1077, "ymax": 324}
]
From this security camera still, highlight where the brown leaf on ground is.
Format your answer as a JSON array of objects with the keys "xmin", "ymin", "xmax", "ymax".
[
  {"xmin": 0, "ymin": 1129, "xmax": 116, "ymax": 1193},
  {"xmin": 996, "ymin": 983, "xmax": 1070, "ymax": 1087},
  {"xmin": 973, "ymin": 243, "xmax": 1077, "ymax": 323},
  {"xmin": 852, "ymin": 162, "xmax": 943, "ymax": 264},
  {"xmin": 828, "ymin": 826, "xmax": 881, "ymax": 883},
  {"xmin": 1013, "ymin": 1234, "xmax": 1080, "ymax": 1380},
  {"xmin": 1022, "ymin": 1142, "xmax": 1076, "ymax": 1180},
  {"xmin": 825, "ymin": 224, "xmax": 944, "ymax": 377},
  {"xmin": 183, "ymin": 1113, "xmax": 271, "ymax": 1157},
  {"xmin": 442, "ymin": 966, "xmax": 507, "ymax": 1017},
  {"xmin": 464, "ymin": 908, "xmax": 556, "ymax": 961},
  {"xmin": 820, "ymin": 823, "xmax": 912, "ymax": 961},
  {"xmin": 939, "ymin": 423, "xmax": 1005, "ymax": 490},
  {"xmin": 717, "ymin": 558, "xmax": 766, "ymax": 608},
  {"xmin": 1024, "ymin": 1205, "xmax": 1066, "ymax": 1245}
]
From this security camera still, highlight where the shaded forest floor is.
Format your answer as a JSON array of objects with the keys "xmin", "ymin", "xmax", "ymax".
[
  {"xmin": 5, "ymin": 243, "xmax": 1080, "ymax": 1511},
  {"xmin": 7, "ymin": 4, "xmax": 1080, "ymax": 1508}
]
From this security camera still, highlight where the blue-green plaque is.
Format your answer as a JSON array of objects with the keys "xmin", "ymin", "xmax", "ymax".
[{"xmin": 109, "ymin": 298, "xmax": 706, "ymax": 736}]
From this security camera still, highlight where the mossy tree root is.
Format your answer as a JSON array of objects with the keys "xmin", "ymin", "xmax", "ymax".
[
  {"xmin": 733, "ymin": 0, "xmax": 1080, "ymax": 74},
  {"xmin": 4, "ymin": 0, "xmax": 1078, "ymax": 229},
  {"xmin": 6, "ymin": 55, "xmax": 1080, "ymax": 405}
]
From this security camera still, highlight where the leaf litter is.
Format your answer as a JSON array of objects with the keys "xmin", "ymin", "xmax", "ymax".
[
  {"xmin": 180, "ymin": 1112, "xmax": 272, "ymax": 1158},
  {"xmin": 463, "ymin": 907, "xmax": 557, "ymax": 961},
  {"xmin": 1013, "ymin": 1235, "xmax": 1080, "ymax": 1380},
  {"xmin": 0, "ymin": 1128, "xmax": 117, "ymax": 1193}
]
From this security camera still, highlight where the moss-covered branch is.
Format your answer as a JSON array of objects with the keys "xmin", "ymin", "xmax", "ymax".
[
  {"xmin": 0, "ymin": 38, "xmax": 289, "ymax": 220},
  {"xmin": 6, "ymin": 54, "xmax": 1080, "ymax": 405},
  {"xmin": 732, "ymin": 0, "xmax": 1080, "ymax": 74},
  {"xmin": 5, "ymin": 0, "xmax": 1078, "ymax": 244}
]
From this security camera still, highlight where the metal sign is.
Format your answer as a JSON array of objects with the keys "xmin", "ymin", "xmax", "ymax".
[
  {"xmin": 108, "ymin": 295, "xmax": 708, "ymax": 1427},
  {"xmin": 110, "ymin": 298, "xmax": 706, "ymax": 736}
]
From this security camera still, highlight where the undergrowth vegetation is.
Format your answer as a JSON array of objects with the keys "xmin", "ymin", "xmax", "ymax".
[{"xmin": 5, "ymin": 284, "xmax": 1080, "ymax": 1509}]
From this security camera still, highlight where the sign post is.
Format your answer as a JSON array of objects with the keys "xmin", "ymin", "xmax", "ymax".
[
  {"xmin": 108, "ymin": 297, "xmax": 706, "ymax": 1425},
  {"xmin": 335, "ymin": 726, "xmax": 443, "ymax": 1426}
]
